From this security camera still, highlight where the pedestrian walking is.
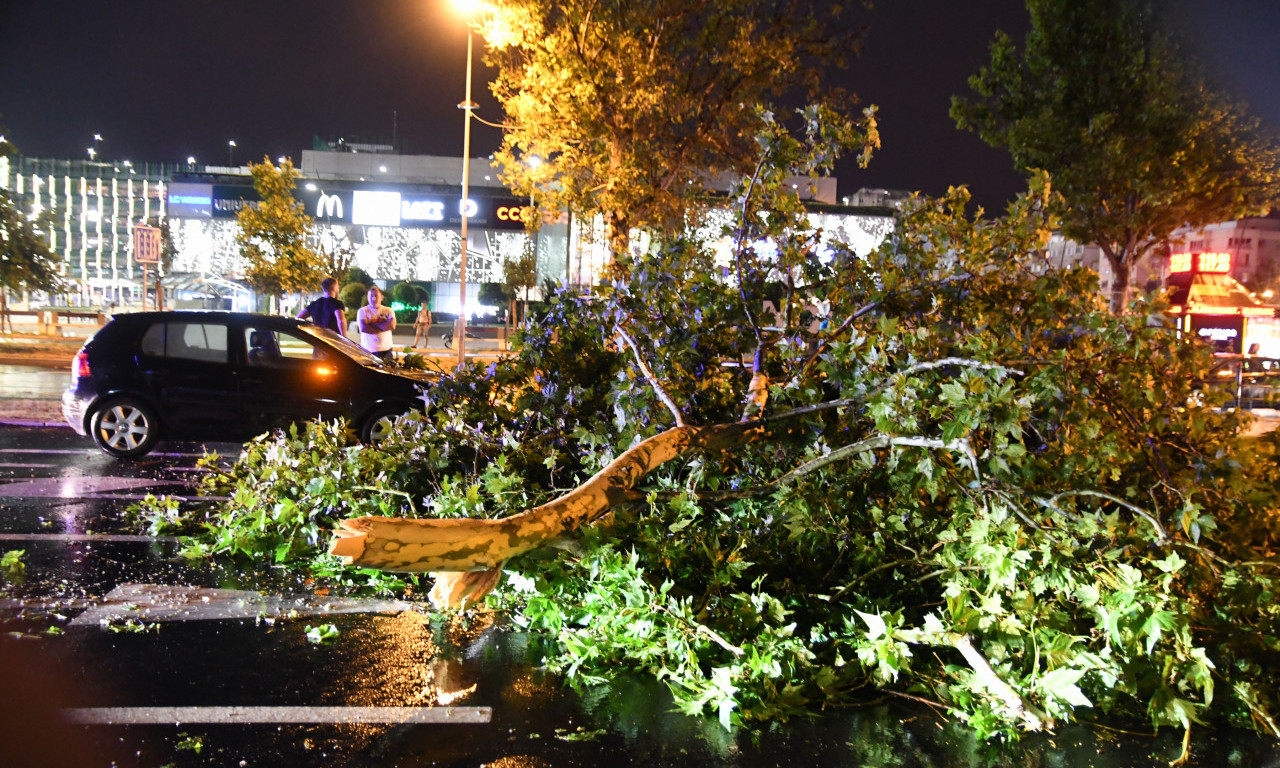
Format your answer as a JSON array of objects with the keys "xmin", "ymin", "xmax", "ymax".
[
  {"xmin": 297, "ymin": 276, "xmax": 347, "ymax": 335},
  {"xmin": 412, "ymin": 303, "xmax": 433, "ymax": 348},
  {"xmin": 357, "ymin": 285, "xmax": 396, "ymax": 360}
]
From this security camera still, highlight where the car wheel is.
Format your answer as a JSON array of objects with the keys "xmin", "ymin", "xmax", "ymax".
[
  {"xmin": 90, "ymin": 397, "xmax": 160, "ymax": 458},
  {"xmin": 360, "ymin": 405, "xmax": 407, "ymax": 443}
]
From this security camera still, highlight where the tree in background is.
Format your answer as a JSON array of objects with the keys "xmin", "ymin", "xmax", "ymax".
[
  {"xmin": 477, "ymin": 0, "xmax": 878, "ymax": 259},
  {"xmin": 952, "ymin": 0, "xmax": 1280, "ymax": 313},
  {"xmin": 0, "ymin": 130, "xmax": 62, "ymax": 331},
  {"xmin": 502, "ymin": 242, "xmax": 538, "ymax": 328},
  {"xmin": 235, "ymin": 159, "xmax": 324, "ymax": 311}
]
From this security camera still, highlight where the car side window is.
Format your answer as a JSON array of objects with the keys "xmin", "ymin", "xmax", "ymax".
[
  {"xmin": 245, "ymin": 327, "xmax": 328, "ymax": 366},
  {"xmin": 140, "ymin": 323, "xmax": 165, "ymax": 357},
  {"xmin": 167, "ymin": 323, "xmax": 229, "ymax": 363},
  {"xmin": 139, "ymin": 322, "xmax": 228, "ymax": 363}
]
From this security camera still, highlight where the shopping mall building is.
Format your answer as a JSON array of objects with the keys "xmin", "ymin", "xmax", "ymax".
[{"xmin": 0, "ymin": 147, "xmax": 897, "ymax": 316}]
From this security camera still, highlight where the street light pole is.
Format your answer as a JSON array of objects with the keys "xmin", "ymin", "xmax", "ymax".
[
  {"xmin": 228, "ymin": 140, "xmax": 237, "ymax": 166},
  {"xmin": 456, "ymin": 26, "xmax": 476, "ymax": 369}
]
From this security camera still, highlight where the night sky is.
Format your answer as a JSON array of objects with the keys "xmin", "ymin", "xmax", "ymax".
[{"xmin": 1, "ymin": 1, "xmax": 1276, "ymax": 213}]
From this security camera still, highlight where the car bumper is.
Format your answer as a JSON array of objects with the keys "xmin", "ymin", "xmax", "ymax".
[{"xmin": 62, "ymin": 387, "xmax": 89, "ymax": 435}]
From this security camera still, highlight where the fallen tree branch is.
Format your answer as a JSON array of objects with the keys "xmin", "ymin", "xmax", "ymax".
[
  {"xmin": 894, "ymin": 629, "xmax": 1051, "ymax": 732},
  {"xmin": 330, "ymin": 422, "xmax": 762, "ymax": 586},
  {"xmin": 615, "ymin": 324, "xmax": 686, "ymax": 428},
  {"xmin": 776, "ymin": 435, "xmax": 980, "ymax": 486}
]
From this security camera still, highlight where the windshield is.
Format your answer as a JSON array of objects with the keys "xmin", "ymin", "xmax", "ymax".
[{"xmin": 298, "ymin": 325, "xmax": 387, "ymax": 367}]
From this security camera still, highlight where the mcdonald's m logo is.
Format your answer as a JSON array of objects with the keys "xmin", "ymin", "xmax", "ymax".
[{"xmin": 316, "ymin": 193, "xmax": 344, "ymax": 220}]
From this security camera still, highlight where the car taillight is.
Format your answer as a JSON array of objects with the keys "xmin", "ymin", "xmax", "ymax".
[{"xmin": 73, "ymin": 351, "xmax": 91, "ymax": 380}]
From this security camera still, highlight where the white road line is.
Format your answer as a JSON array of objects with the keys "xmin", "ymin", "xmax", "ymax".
[
  {"xmin": 0, "ymin": 533, "xmax": 176, "ymax": 542},
  {"xmin": 63, "ymin": 706, "xmax": 492, "ymax": 725},
  {"xmin": 0, "ymin": 476, "xmax": 188, "ymax": 498}
]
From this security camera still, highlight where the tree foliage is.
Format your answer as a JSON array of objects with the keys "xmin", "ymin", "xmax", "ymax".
[
  {"xmin": 477, "ymin": 0, "xmax": 878, "ymax": 257},
  {"xmin": 0, "ymin": 126, "xmax": 62, "ymax": 299},
  {"xmin": 139, "ymin": 115, "xmax": 1280, "ymax": 753},
  {"xmin": 235, "ymin": 158, "xmax": 324, "ymax": 303},
  {"xmin": 0, "ymin": 188, "xmax": 61, "ymax": 296},
  {"xmin": 951, "ymin": 0, "xmax": 1280, "ymax": 313}
]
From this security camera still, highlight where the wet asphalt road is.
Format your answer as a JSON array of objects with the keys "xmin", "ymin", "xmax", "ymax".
[{"xmin": 2, "ymin": 424, "xmax": 1280, "ymax": 768}]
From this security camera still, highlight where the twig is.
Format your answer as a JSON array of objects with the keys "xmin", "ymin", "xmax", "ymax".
[
  {"xmin": 1044, "ymin": 490, "xmax": 1169, "ymax": 544},
  {"xmin": 654, "ymin": 604, "xmax": 744, "ymax": 657},
  {"xmin": 615, "ymin": 324, "xmax": 686, "ymax": 427},
  {"xmin": 775, "ymin": 435, "xmax": 980, "ymax": 487}
]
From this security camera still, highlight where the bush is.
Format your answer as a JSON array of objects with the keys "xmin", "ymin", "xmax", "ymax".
[
  {"xmin": 339, "ymin": 282, "xmax": 368, "ymax": 319},
  {"xmin": 390, "ymin": 281, "xmax": 421, "ymax": 308},
  {"xmin": 345, "ymin": 266, "xmax": 374, "ymax": 287}
]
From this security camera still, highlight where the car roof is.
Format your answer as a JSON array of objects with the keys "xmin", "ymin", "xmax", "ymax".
[{"xmin": 110, "ymin": 310, "xmax": 308, "ymax": 328}]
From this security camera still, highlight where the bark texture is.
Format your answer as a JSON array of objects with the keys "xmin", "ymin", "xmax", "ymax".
[{"xmin": 329, "ymin": 422, "xmax": 761, "ymax": 607}]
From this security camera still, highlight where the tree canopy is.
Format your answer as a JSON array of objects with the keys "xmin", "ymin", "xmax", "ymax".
[
  {"xmin": 0, "ymin": 188, "xmax": 61, "ymax": 297},
  {"xmin": 951, "ymin": 0, "xmax": 1280, "ymax": 313},
  {"xmin": 477, "ymin": 0, "xmax": 878, "ymax": 258},
  {"xmin": 0, "ymin": 126, "xmax": 62, "ymax": 301},
  {"xmin": 235, "ymin": 158, "xmax": 324, "ymax": 303}
]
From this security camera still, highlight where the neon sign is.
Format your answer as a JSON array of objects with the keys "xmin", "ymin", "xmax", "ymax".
[
  {"xmin": 1169, "ymin": 252, "xmax": 1231, "ymax": 274},
  {"xmin": 1198, "ymin": 252, "xmax": 1231, "ymax": 273}
]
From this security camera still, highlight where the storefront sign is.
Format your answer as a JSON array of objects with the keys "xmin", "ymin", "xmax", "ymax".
[
  {"xmin": 172, "ymin": 180, "xmax": 529, "ymax": 231},
  {"xmin": 1170, "ymin": 252, "xmax": 1232, "ymax": 274}
]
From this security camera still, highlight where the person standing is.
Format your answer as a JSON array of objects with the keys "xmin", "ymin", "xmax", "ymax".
[
  {"xmin": 297, "ymin": 276, "xmax": 347, "ymax": 335},
  {"xmin": 412, "ymin": 303, "xmax": 433, "ymax": 349},
  {"xmin": 357, "ymin": 285, "xmax": 396, "ymax": 360}
]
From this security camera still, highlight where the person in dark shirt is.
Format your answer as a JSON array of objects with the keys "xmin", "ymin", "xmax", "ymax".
[{"xmin": 297, "ymin": 276, "xmax": 347, "ymax": 335}]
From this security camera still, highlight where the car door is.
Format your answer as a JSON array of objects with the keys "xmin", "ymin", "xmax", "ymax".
[
  {"xmin": 137, "ymin": 319, "xmax": 242, "ymax": 434},
  {"xmin": 236, "ymin": 322, "xmax": 351, "ymax": 432}
]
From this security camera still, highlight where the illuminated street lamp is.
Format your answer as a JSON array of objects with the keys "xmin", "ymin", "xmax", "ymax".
[{"xmin": 228, "ymin": 139, "xmax": 237, "ymax": 166}]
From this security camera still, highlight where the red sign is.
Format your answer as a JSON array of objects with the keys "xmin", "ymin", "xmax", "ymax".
[
  {"xmin": 133, "ymin": 225, "xmax": 162, "ymax": 265},
  {"xmin": 1169, "ymin": 252, "xmax": 1231, "ymax": 274}
]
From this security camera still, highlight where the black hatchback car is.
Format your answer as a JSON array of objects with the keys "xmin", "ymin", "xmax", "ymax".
[{"xmin": 63, "ymin": 310, "xmax": 436, "ymax": 458}]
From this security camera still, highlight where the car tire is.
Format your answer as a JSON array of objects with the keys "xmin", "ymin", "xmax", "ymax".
[
  {"xmin": 359, "ymin": 405, "xmax": 407, "ymax": 443},
  {"xmin": 90, "ymin": 397, "xmax": 160, "ymax": 458}
]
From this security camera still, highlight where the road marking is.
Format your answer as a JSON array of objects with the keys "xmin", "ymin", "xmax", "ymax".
[
  {"xmin": 68, "ymin": 583, "xmax": 416, "ymax": 625},
  {"xmin": 63, "ymin": 706, "xmax": 492, "ymax": 725},
  {"xmin": 0, "ymin": 476, "xmax": 188, "ymax": 498},
  {"xmin": 0, "ymin": 533, "xmax": 176, "ymax": 542}
]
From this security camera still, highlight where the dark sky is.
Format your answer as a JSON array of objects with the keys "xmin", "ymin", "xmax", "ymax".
[{"xmin": 1, "ymin": 1, "xmax": 1277, "ymax": 213}]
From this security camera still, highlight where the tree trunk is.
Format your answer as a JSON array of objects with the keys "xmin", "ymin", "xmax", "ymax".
[
  {"xmin": 1108, "ymin": 255, "xmax": 1131, "ymax": 315},
  {"xmin": 330, "ymin": 422, "xmax": 762, "ymax": 607}
]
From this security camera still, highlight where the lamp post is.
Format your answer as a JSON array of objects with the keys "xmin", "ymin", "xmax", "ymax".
[
  {"xmin": 456, "ymin": 19, "xmax": 478, "ymax": 368},
  {"xmin": 228, "ymin": 140, "xmax": 237, "ymax": 166}
]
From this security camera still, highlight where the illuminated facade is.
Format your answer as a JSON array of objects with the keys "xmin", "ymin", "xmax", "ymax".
[
  {"xmin": 2, "ymin": 151, "xmax": 896, "ymax": 314},
  {"xmin": 0, "ymin": 155, "xmax": 176, "ymax": 306}
]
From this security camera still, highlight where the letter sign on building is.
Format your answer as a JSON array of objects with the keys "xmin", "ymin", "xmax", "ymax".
[{"xmin": 316, "ymin": 193, "xmax": 344, "ymax": 220}]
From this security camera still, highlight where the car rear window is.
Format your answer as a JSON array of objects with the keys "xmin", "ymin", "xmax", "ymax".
[{"xmin": 139, "ymin": 322, "xmax": 229, "ymax": 363}]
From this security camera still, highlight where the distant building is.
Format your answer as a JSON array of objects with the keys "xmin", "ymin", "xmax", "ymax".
[
  {"xmin": 1, "ymin": 149, "xmax": 896, "ymax": 313},
  {"xmin": 840, "ymin": 188, "xmax": 912, "ymax": 210},
  {"xmin": 1047, "ymin": 215, "xmax": 1280, "ymax": 355}
]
